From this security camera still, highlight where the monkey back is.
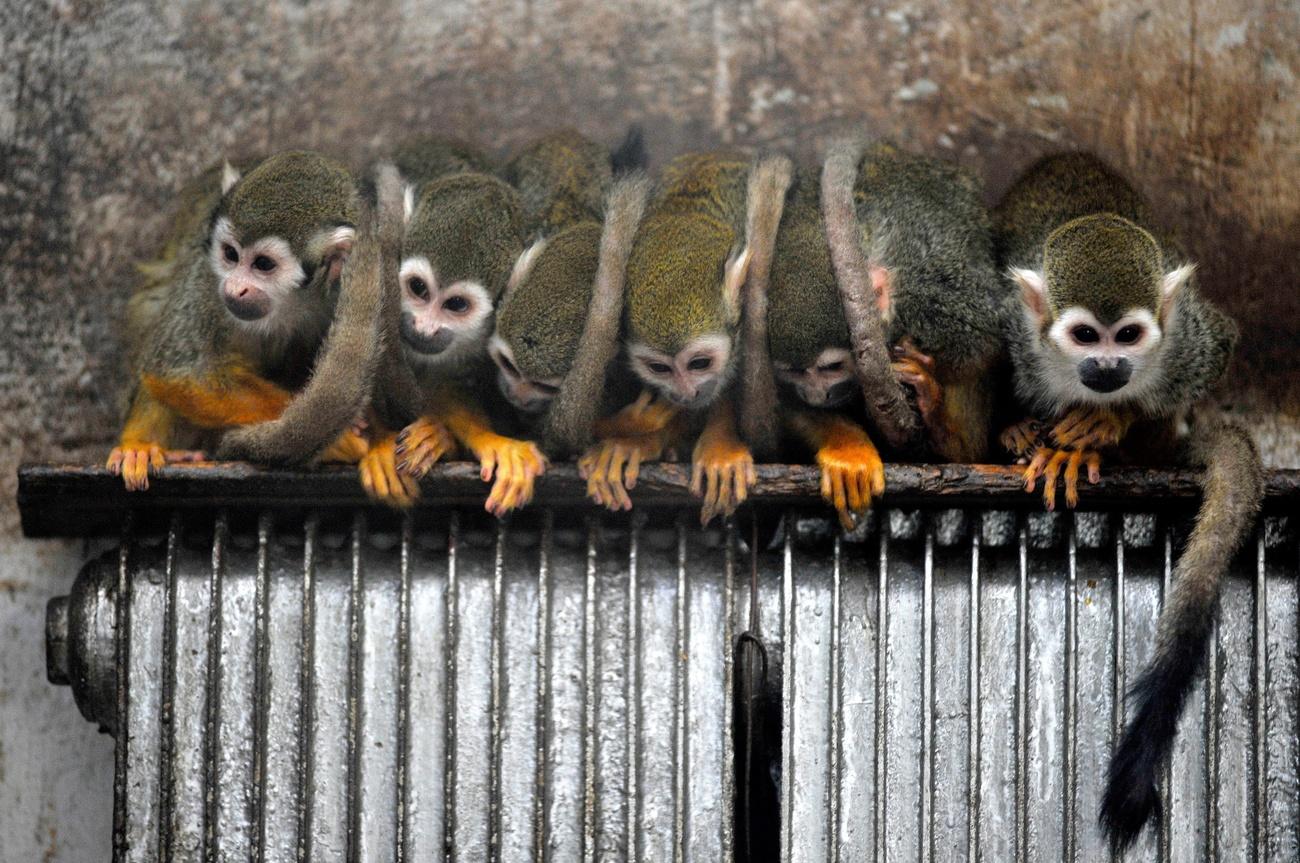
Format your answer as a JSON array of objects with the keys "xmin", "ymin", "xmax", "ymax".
[{"xmin": 502, "ymin": 130, "xmax": 612, "ymax": 235}]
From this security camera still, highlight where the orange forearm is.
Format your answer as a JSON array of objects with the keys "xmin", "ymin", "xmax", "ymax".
[
  {"xmin": 119, "ymin": 390, "xmax": 179, "ymax": 447},
  {"xmin": 143, "ymin": 366, "xmax": 292, "ymax": 429}
]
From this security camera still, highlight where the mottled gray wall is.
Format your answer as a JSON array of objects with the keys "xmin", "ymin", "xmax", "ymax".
[{"xmin": 2, "ymin": 0, "xmax": 1296, "ymax": 857}]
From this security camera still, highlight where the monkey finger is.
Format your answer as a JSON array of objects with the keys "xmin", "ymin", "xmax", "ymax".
[
  {"xmin": 846, "ymin": 468, "xmax": 865, "ymax": 512},
  {"xmin": 690, "ymin": 460, "xmax": 705, "ymax": 497},
  {"xmin": 164, "ymin": 449, "xmax": 207, "ymax": 464},
  {"xmin": 1064, "ymin": 449, "xmax": 1085, "ymax": 509},
  {"xmin": 820, "ymin": 466, "xmax": 833, "ymax": 503},
  {"xmin": 480, "ymin": 449, "xmax": 498, "ymax": 483},
  {"xmin": 1041, "ymin": 450, "xmax": 1069, "ymax": 512},
  {"xmin": 1086, "ymin": 452, "xmax": 1103, "ymax": 484},
  {"xmin": 625, "ymin": 448, "xmax": 643, "ymax": 491},
  {"xmin": 830, "ymin": 469, "xmax": 848, "ymax": 517},
  {"xmin": 733, "ymin": 463, "xmax": 750, "ymax": 508},
  {"xmin": 1022, "ymin": 448, "xmax": 1050, "ymax": 492}
]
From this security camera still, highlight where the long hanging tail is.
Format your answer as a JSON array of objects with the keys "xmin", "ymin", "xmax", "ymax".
[
  {"xmin": 1099, "ymin": 418, "xmax": 1263, "ymax": 849},
  {"xmin": 736, "ymin": 152, "xmax": 794, "ymax": 460}
]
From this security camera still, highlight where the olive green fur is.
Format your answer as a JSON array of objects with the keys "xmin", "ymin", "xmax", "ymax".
[
  {"xmin": 853, "ymin": 142, "xmax": 1005, "ymax": 371},
  {"xmin": 404, "ymin": 172, "xmax": 526, "ymax": 301},
  {"xmin": 498, "ymin": 221, "xmax": 603, "ymax": 380},
  {"xmin": 625, "ymin": 150, "xmax": 751, "ymax": 353},
  {"xmin": 391, "ymin": 138, "xmax": 491, "ymax": 187},
  {"xmin": 502, "ymin": 129, "xmax": 611, "ymax": 235},
  {"xmin": 767, "ymin": 168, "xmax": 848, "ymax": 367},
  {"xmin": 1043, "ymin": 216, "xmax": 1164, "ymax": 323},
  {"xmin": 220, "ymin": 151, "xmax": 360, "ymax": 266}
]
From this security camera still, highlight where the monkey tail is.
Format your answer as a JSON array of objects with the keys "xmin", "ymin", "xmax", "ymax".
[
  {"xmin": 1099, "ymin": 418, "xmax": 1263, "ymax": 849},
  {"xmin": 369, "ymin": 163, "xmax": 426, "ymax": 429},
  {"xmin": 737, "ymin": 152, "xmax": 794, "ymax": 459},
  {"xmin": 820, "ymin": 136, "xmax": 919, "ymax": 452},
  {"xmin": 545, "ymin": 172, "xmax": 652, "ymax": 454},
  {"xmin": 610, "ymin": 125, "xmax": 648, "ymax": 176},
  {"xmin": 214, "ymin": 166, "xmax": 401, "ymax": 464}
]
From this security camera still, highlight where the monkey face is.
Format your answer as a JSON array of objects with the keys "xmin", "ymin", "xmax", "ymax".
[
  {"xmin": 629, "ymin": 334, "xmax": 734, "ymax": 410},
  {"xmin": 774, "ymin": 348, "xmax": 856, "ymax": 408},
  {"xmin": 488, "ymin": 335, "xmax": 562, "ymax": 414},
  {"xmin": 210, "ymin": 217, "xmax": 309, "ymax": 324},
  {"xmin": 398, "ymin": 255, "xmax": 493, "ymax": 365},
  {"xmin": 1044, "ymin": 306, "xmax": 1164, "ymax": 402}
]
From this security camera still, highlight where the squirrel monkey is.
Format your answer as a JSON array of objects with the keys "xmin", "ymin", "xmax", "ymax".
[
  {"xmin": 582, "ymin": 150, "xmax": 793, "ymax": 523},
  {"xmin": 995, "ymin": 153, "xmax": 1264, "ymax": 849},
  {"xmin": 360, "ymin": 168, "xmax": 548, "ymax": 515},
  {"xmin": 821, "ymin": 139, "xmax": 1007, "ymax": 463},
  {"xmin": 109, "ymin": 151, "xmax": 386, "ymax": 489},
  {"xmin": 767, "ymin": 169, "xmax": 885, "ymax": 529}
]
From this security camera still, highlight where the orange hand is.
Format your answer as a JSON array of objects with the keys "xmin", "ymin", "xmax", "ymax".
[
  {"xmin": 813, "ymin": 418, "xmax": 886, "ymax": 531},
  {"xmin": 1000, "ymin": 418, "xmax": 1045, "ymax": 461},
  {"xmin": 437, "ymin": 400, "xmax": 546, "ymax": 517},
  {"xmin": 108, "ymin": 392, "xmax": 207, "ymax": 491},
  {"xmin": 1050, "ymin": 406, "xmax": 1131, "ymax": 451},
  {"xmin": 359, "ymin": 432, "xmax": 421, "ymax": 508},
  {"xmin": 143, "ymin": 366, "xmax": 292, "ymax": 428},
  {"xmin": 1022, "ymin": 445, "xmax": 1103, "ymax": 511},
  {"xmin": 579, "ymin": 423, "xmax": 675, "ymax": 512},
  {"xmin": 690, "ymin": 401, "xmax": 756, "ymax": 525},
  {"xmin": 592, "ymin": 390, "xmax": 682, "ymax": 439},
  {"xmin": 320, "ymin": 429, "xmax": 370, "ymax": 464},
  {"xmin": 394, "ymin": 417, "xmax": 455, "ymax": 478},
  {"xmin": 892, "ymin": 339, "xmax": 943, "ymax": 426}
]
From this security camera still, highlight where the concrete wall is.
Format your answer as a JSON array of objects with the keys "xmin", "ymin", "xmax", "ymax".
[{"xmin": 2, "ymin": 0, "xmax": 1295, "ymax": 857}]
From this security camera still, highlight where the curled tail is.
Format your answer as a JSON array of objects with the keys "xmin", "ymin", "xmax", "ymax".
[
  {"xmin": 215, "ymin": 166, "xmax": 402, "ymax": 464},
  {"xmin": 1099, "ymin": 419, "xmax": 1263, "ymax": 849},
  {"xmin": 737, "ymin": 152, "xmax": 794, "ymax": 459}
]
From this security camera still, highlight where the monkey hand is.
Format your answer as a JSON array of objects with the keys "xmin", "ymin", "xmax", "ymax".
[
  {"xmin": 690, "ymin": 434, "xmax": 757, "ymax": 527},
  {"xmin": 891, "ymin": 339, "xmax": 943, "ymax": 426},
  {"xmin": 320, "ymin": 429, "xmax": 370, "ymax": 464},
  {"xmin": 394, "ymin": 417, "xmax": 455, "ymax": 479},
  {"xmin": 579, "ymin": 429, "xmax": 668, "ymax": 512},
  {"xmin": 1021, "ymin": 445, "xmax": 1103, "ymax": 511},
  {"xmin": 592, "ymin": 390, "xmax": 681, "ymax": 439},
  {"xmin": 473, "ymin": 435, "xmax": 547, "ymax": 518},
  {"xmin": 107, "ymin": 444, "xmax": 207, "ymax": 491},
  {"xmin": 815, "ymin": 428, "xmax": 886, "ymax": 532},
  {"xmin": 1049, "ymin": 406, "xmax": 1131, "ymax": 451},
  {"xmin": 1000, "ymin": 418, "xmax": 1046, "ymax": 461},
  {"xmin": 359, "ymin": 433, "xmax": 422, "ymax": 508}
]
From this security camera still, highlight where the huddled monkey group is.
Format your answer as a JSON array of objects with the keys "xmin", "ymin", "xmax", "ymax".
[{"xmin": 108, "ymin": 130, "xmax": 1263, "ymax": 850}]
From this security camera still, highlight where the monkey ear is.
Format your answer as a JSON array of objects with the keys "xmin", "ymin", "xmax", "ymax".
[
  {"xmin": 1160, "ymin": 264, "xmax": 1195, "ymax": 321},
  {"xmin": 503, "ymin": 238, "xmax": 547, "ymax": 305},
  {"xmin": 869, "ymin": 264, "xmax": 893, "ymax": 318},
  {"xmin": 402, "ymin": 183, "xmax": 417, "ymax": 225},
  {"xmin": 321, "ymin": 226, "xmax": 357, "ymax": 282},
  {"xmin": 723, "ymin": 245, "xmax": 753, "ymax": 325},
  {"xmin": 221, "ymin": 161, "xmax": 241, "ymax": 195},
  {"xmin": 1008, "ymin": 267, "xmax": 1048, "ymax": 322}
]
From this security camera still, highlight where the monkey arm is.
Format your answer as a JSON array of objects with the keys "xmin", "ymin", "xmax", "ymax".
[
  {"xmin": 786, "ymin": 410, "xmax": 886, "ymax": 531},
  {"xmin": 143, "ymin": 365, "xmax": 293, "ymax": 428},
  {"xmin": 107, "ymin": 389, "xmax": 207, "ymax": 491},
  {"xmin": 415, "ymin": 391, "xmax": 546, "ymax": 518},
  {"xmin": 690, "ymin": 398, "xmax": 757, "ymax": 526},
  {"xmin": 579, "ymin": 393, "xmax": 688, "ymax": 512}
]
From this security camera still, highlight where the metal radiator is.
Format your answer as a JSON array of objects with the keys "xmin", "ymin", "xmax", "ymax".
[{"xmin": 21, "ymin": 463, "xmax": 1300, "ymax": 862}]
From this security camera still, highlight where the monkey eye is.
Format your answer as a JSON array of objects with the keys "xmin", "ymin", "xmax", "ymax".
[
  {"xmin": 222, "ymin": 244, "xmax": 239, "ymax": 264},
  {"xmin": 818, "ymin": 361, "xmax": 845, "ymax": 373},
  {"xmin": 646, "ymin": 361, "xmax": 673, "ymax": 375},
  {"xmin": 1071, "ymin": 325, "xmax": 1100, "ymax": 345},
  {"xmin": 407, "ymin": 277, "xmax": 430, "ymax": 301},
  {"xmin": 443, "ymin": 296, "xmax": 470, "ymax": 314},
  {"xmin": 686, "ymin": 356, "xmax": 712, "ymax": 372},
  {"xmin": 1115, "ymin": 325, "xmax": 1142, "ymax": 345},
  {"xmin": 251, "ymin": 255, "xmax": 276, "ymax": 272}
]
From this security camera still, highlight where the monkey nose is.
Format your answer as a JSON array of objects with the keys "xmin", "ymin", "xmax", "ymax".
[
  {"xmin": 824, "ymin": 380, "xmax": 855, "ymax": 407},
  {"xmin": 223, "ymin": 290, "xmax": 271, "ymax": 321},
  {"xmin": 1078, "ymin": 358, "xmax": 1131, "ymax": 393}
]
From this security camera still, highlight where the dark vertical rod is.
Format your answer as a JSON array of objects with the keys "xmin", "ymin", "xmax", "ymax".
[
  {"xmin": 252, "ymin": 512, "xmax": 274, "ymax": 863},
  {"xmin": 395, "ymin": 515, "xmax": 413, "ymax": 863},
  {"xmin": 346, "ymin": 513, "xmax": 365, "ymax": 863},
  {"xmin": 829, "ymin": 535, "xmax": 843, "ymax": 863},
  {"xmin": 157, "ymin": 513, "xmax": 181, "ymax": 863},
  {"xmin": 673, "ymin": 519, "xmax": 689, "ymax": 863},
  {"xmin": 488, "ymin": 521, "xmax": 507, "ymax": 859},
  {"xmin": 1157, "ymin": 528, "xmax": 1173, "ymax": 863},
  {"xmin": 443, "ymin": 511, "xmax": 461, "ymax": 862},
  {"xmin": 721, "ymin": 521, "xmax": 737, "ymax": 860},
  {"xmin": 582, "ymin": 519, "xmax": 599, "ymax": 863},
  {"xmin": 1064, "ymin": 524, "xmax": 1079, "ymax": 863},
  {"xmin": 1253, "ymin": 532, "xmax": 1268, "ymax": 863},
  {"xmin": 966, "ymin": 529, "xmax": 982, "ymax": 862},
  {"xmin": 1015, "ymin": 526, "xmax": 1030, "ymax": 862},
  {"xmin": 533, "ymin": 510, "xmax": 554, "ymax": 859},
  {"xmin": 920, "ymin": 529, "xmax": 936, "ymax": 863},
  {"xmin": 202, "ymin": 513, "xmax": 228, "ymax": 863},
  {"xmin": 296, "ymin": 515, "xmax": 320, "ymax": 863},
  {"xmin": 873, "ymin": 524, "xmax": 890, "ymax": 863},
  {"xmin": 1111, "ymin": 519, "xmax": 1127, "ymax": 863},
  {"xmin": 624, "ymin": 515, "xmax": 642, "ymax": 859},
  {"xmin": 1204, "ymin": 579, "xmax": 1221, "ymax": 863},
  {"xmin": 779, "ymin": 517, "xmax": 795, "ymax": 863},
  {"xmin": 112, "ymin": 513, "xmax": 135, "ymax": 863}
]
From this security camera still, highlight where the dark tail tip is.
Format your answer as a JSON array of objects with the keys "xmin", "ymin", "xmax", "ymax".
[
  {"xmin": 1099, "ymin": 729, "xmax": 1163, "ymax": 851},
  {"xmin": 611, "ymin": 125, "xmax": 647, "ymax": 175}
]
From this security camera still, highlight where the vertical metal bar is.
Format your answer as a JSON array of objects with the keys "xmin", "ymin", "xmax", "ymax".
[
  {"xmin": 444, "ymin": 511, "xmax": 461, "ymax": 862},
  {"xmin": 1253, "ymin": 532, "xmax": 1268, "ymax": 863},
  {"xmin": 624, "ymin": 515, "xmax": 642, "ymax": 862},
  {"xmin": 203, "ymin": 513, "xmax": 227, "ymax": 863},
  {"xmin": 1157, "ymin": 528, "xmax": 1173, "ymax": 863},
  {"xmin": 966, "ymin": 529, "xmax": 981, "ymax": 863},
  {"xmin": 1064, "ymin": 524, "xmax": 1079, "ymax": 863},
  {"xmin": 781, "ymin": 517, "xmax": 795, "ymax": 863},
  {"xmin": 674, "ymin": 519, "xmax": 689, "ymax": 863},
  {"xmin": 534, "ymin": 510, "xmax": 553, "ymax": 859},
  {"xmin": 583, "ymin": 519, "xmax": 599, "ymax": 863},
  {"xmin": 829, "ymin": 535, "xmax": 843, "ymax": 863},
  {"xmin": 721, "ymin": 522, "xmax": 737, "ymax": 861},
  {"xmin": 395, "ymin": 515, "xmax": 413, "ymax": 863},
  {"xmin": 873, "ymin": 525, "xmax": 889, "ymax": 863},
  {"xmin": 113, "ymin": 514, "xmax": 135, "ymax": 863},
  {"xmin": 346, "ymin": 513, "xmax": 365, "ymax": 863},
  {"xmin": 1112, "ymin": 521, "xmax": 1127, "ymax": 863},
  {"xmin": 1205, "ymin": 567, "xmax": 1221, "ymax": 863},
  {"xmin": 297, "ymin": 515, "xmax": 319, "ymax": 863},
  {"xmin": 489, "ymin": 521, "xmax": 507, "ymax": 859},
  {"xmin": 920, "ymin": 530, "xmax": 935, "ymax": 863},
  {"xmin": 1016, "ymin": 526, "xmax": 1030, "ymax": 862},
  {"xmin": 252, "ymin": 513, "xmax": 273, "ymax": 863},
  {"xmin": 157, "ymin": 514, "xmax": 180, "ymax": 863}
]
